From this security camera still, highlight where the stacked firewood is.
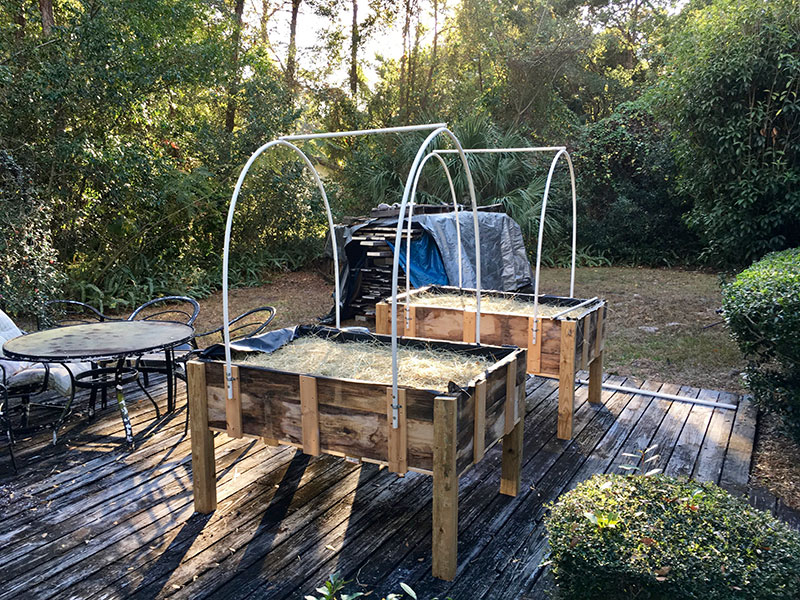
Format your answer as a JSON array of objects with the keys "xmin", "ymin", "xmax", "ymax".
[{"xmin": 349, "ymin": 223, "xmax": 422, "ymax": 320}]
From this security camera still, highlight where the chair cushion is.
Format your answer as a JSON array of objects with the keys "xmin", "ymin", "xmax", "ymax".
[
  {"xmin": 0, "ymin": 309, "xmax": 22, "ymax": 345},
  {"xmin": 0, "ymin": 309, "xmax": 30, "ymax": 380},
  {"xmin": 6, "ymin": 362, "xmax": 91, "ymax": 397}
]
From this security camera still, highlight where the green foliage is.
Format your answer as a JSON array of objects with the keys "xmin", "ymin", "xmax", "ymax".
[
  {"xmin": 303, "ymin": 574, "xmax": 423, "ymax": 600},
  {"xmin": 0, "ymin": 0, "xmax": 317, "ymax": 310},
  {"xmin": 618, "ymin": 443, "xmax": 662, "ymax": 476},
  {"xmin": 722, "ymin": 248, "xmax": 800, "ymax": 438},
  {"xmin": 652, "ymin": 0, "xmax": 800, "ymax": 266},
  {"xmin": 574, "ymin": 101, "xmax": 699, "ymax": 265},
  {"xmin": 0, "ymin": 151, "xmax": 65, "ymax": 317},
  {"xmin": 546, "ymin": 474, "xmax": 800, "ymax": 599}
]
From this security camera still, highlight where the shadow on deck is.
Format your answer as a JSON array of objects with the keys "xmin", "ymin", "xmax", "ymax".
[{"xmin": 0, "ymin": 374, "xmax": 783, "ymax": 600}]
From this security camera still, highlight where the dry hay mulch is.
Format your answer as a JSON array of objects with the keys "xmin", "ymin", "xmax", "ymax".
[
  {"xmin": 241, "ymin": 335, "xmax": 492, "ymax": 390},
  {"xmin": 405, "ymin": 291, "xmax": 589, "ymax": 319},
  {"xmin": 752, "ymin": 412, "xmax": 800, "ymax": 511}
]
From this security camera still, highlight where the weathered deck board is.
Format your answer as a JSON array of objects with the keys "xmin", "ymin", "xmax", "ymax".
[{"xmin": 0, "ymin": 372, "xmax": 771, "ymax": 600}]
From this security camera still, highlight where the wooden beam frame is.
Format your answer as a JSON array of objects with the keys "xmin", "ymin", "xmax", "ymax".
[
  {"xmin": 387, "ymin": 388, "xmax": 408, "ymax": 474},
  {"xmin": 500, "ymin": 419, "xmax": 523, "ymax": 496},
  {"xmin": 299, "ymin": 375, "xmax": 320, "ymax": 456},
  {"xmin": 588, "ymin": 350, "xmax": 603, "ymax": 405},
  {"xmin": 225, "ymin": 365, "xmax": 243, "ymax": 438},
  {"xmin": 473, "ymin": 379, "xmax": 486, "ymax": 463},
  {"xmin": 433, "ymin": 395, "xmax": 458, "ymax": 581},
  {"xmin": 188, "ymin": 360, "xmax": 217, "ymax": 513},
  {"xmin": 558, "ymin": 320, "xmax": 577, "ymax": 440}
]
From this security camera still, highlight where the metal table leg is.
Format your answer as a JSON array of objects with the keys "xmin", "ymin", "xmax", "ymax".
[
  {"xmin": 165, "ymin": 349, "xmax": 175, "ymax": 412},
  {"xmin": 114, "ymin": 359, "xmax": 134, "ymax": 446}
]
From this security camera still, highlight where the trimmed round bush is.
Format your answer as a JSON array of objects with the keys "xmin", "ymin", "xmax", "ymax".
[
  {"xmin": 546, "ymin": 474, "xmax": 800, "ymax": 599},
  {"xmin": 722, "ymin": 248, "xmax": 800, "ymax": 436}
]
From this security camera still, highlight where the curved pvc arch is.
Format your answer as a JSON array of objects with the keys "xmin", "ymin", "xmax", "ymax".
[
  {"xmin": 435, "ymin": 146, "xmax": 577, "ymax": 344},
  {"xmin": 221, "ymin": 139, "xmax": 340, "ymax": 400},
  {"xmin": 531, "ymin": 148, "xmax": 577, "ymax": 344},
  {"xmin": 390, "ymin": 126, "xmax": 480, "ymax": 428},
  {"xmin": 403, "ymin": 152, "xmax": 463, "ymax": 329}
]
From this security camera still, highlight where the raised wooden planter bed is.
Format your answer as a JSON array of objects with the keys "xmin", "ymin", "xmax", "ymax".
[
  {"xmin": 375, "ymin": 285, "xmax": 607, "ymax": 440},
  {"xmin": 187, "ymin": 326, "xmax": 527, "ymax": 580}
]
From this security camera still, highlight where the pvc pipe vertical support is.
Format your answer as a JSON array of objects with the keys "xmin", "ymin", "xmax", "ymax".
[
  {"xmin": 390, "ymin": 127, "xmax": 480, "ymax": 429},
  {"xmin": 403, "ymin": 151, "xmax": 464, "ymax": 330},
  {"xmin": 221, "ymin": 140, "xmax": 340, "ymax": 400},
  {"xmin": 531, "ymin": 149, "xmax": 577, "ymax": 344}
]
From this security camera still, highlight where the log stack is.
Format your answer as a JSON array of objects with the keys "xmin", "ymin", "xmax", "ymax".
[{"xmin": 349, "ymin": 222, "xmax": 422, "ymax": 320}]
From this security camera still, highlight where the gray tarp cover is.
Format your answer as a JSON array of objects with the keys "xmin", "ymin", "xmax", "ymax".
[
  {"xmin": 399, "ymin": 211, "xmax": 533, "ymax": 291},
  {"xmin": 329, "ymin": 211, "xmax": 533, "ymax": 291}
]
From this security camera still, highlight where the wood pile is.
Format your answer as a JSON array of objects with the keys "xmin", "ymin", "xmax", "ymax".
[
  {"xmin": 349, "ymin": 222, "xmax": 422, "ymax": 320},
  {"xmin": 344, "ymin": 203, "xmax": 507, "ymax": 321}
]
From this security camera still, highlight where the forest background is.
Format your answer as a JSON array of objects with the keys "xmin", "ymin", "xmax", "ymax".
[{"xmin": 1, "ymin": 0, "xmax": 798, "ymax": 316}]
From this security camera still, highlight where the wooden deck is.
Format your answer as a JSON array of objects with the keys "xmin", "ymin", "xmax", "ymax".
[{"xmin": 0, "ymin": 373, "xmax": 772, "ymax": 599}]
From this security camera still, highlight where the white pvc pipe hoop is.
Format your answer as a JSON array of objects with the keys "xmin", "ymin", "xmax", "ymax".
[
  {"xmin": 221, "ymin": 139, "xmax": 340, "ymax": 400},
  {"xmin": 402, "ymin": 151, "xmax": 463, "ymax": 332},
  {"xmin": 435, "ymin": 147, "xmax": 578, "ymax": 345},
  {"xmin": 222, "ymin": 124, "xmax": 451, "ymax": 401},
  {"xmin": 390, "ymin": 127, "xmax": 481, "ymax": 428}
]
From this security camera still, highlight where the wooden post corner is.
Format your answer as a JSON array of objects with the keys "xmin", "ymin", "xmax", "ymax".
[
  {"xmin": 187, "ymin": 360, "xmax": 217, "ymax": 513},
  {"xmin": 432, "ymin": 395, "xmax": 458, "ymax": 580},
  {"xmin": 588, "ymin": 350, "xmax": 604, "ymax": 405},
  {"xmin": 558, "ymin": 321, "xmax": 577, "ymax": 440},
  {"xmin": 500, "ymin": 418, "xmax": 523, "ymax": 497}
]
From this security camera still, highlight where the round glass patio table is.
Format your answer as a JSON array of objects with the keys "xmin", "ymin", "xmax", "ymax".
[{"xmin": 3, "ymin": 321, "xmax": 194, "ymax": 445}]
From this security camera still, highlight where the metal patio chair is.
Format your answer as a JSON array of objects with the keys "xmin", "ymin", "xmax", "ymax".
[
  {"xmin": 0, "ymin": 372, "xmax": 17, "ymax": 473},
  {"xmin": 128, "ymin": 296, "xmax": 201, "ymax": 406},
  {"xmin": 39, "ymin": 299, "xmax": 117, "ymax": 328},
  {"xmin": 178, "ymin": 306, "xmax": 277, "ymax": 433},
  {"xmin": 0, "ymin": 308, "xmax": 88, "ymax": 444}
]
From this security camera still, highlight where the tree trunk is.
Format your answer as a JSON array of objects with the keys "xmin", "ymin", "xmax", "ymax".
[
  {"xmin": 349, "ymin": 0, "xmax": 359, "ymax": 96},
  {"xmin": 399, "ymin": 0, "xmax": 411, "ymax": 119},
  {"xmin": 14, "ymin": 2, "xmax": 25, "ymax": 42},
  {"xmin": 261, "ymin": 0, "xmax": 270, "ymax": 44},
  {"xmin": 409, "ymin": 16, "xmax": 421, "ymax": 115},
  {"xmin": 39, "ymin": 0, "xmax": 55, "ymax": 35},
  {"xmin": 423, "ymin": 0, "xmax": 439, "ymax": 108},
  {"xmin": 286, "ymin": 0, "xmax": 302, "ymax": 89},
  {"xmin": 225, "ymin": 0, "xmax": 245, "ymax": 134}
]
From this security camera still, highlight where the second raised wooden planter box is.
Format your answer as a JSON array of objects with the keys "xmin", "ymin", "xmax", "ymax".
[{"xmin": 375, "ymin": 285, "xmax": 607, "ymax": 440}]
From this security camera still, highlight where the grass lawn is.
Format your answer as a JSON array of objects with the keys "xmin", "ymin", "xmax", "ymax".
[{"xmin": 537, "ymin": 266, "xmax": 744, "ymax": 393}]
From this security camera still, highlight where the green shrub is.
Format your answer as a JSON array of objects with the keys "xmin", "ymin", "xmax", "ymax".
[
  {"xmin": 574, "ymin": 101, "xmax": 698, "ymax": 265},
  {"xmin": 0, "ymin": 151, "xmax": 65, "ymax": 318},
  {"xmin": 546, "ymin": 474, "xmax": 800, "ymax": 599},
  {"xmin": 652, "ymin": 0, "xmax": 800, "ymax": 266},
  {"xmin": 722, "ymin": 248, "xmax": 800, "ymax": 437}
]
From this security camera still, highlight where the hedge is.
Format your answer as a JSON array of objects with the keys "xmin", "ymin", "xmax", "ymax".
[
  {"xmin": 546, "ymin": 474, "xmax": 800, "ymax": 599},
  {"xmin": 722, "ymin": 248, "xmax": 800, "ymax": 437}
]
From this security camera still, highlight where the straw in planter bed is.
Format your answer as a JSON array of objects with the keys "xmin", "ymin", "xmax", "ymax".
[
  {"xmin": 241, "ymin": 334, "xmax": 492, "ymax": 390},
  {"xmin": 406, "ymin": 290, "xmax": 586, "ymax": 319}
]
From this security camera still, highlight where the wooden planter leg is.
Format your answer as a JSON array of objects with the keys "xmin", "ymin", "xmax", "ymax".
[
  {"xmin": 500, "ymin": 418, "xmax": 523, "ymax": 497},
  {"xmin": 558, "ymin": 321, "xmax": 577, "ymax": 440},
  {"xmin": 433, "ymin": 395, "xmax": 458, "ymax": 581},
  {"xmin": 187, "ymin": 361, "xmax": 217, "ymax": 513},
  {"xmin": 588, "ymin": 350, "xmax": 604, "ymax": 405}
]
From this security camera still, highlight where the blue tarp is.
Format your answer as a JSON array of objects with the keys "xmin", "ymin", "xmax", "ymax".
[{"xmin": 386, "ymin": 231, "xmax": 448, "ymax": 288}]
